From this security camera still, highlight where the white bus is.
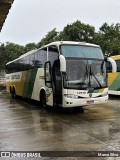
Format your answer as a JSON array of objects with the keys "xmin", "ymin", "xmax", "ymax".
[
  {"xmin": 107, "ymin": 55, "xmax": 120, "ymax": 95},
  {"xmin": 6, "ymin": 41, "xmax": 108, "ymax": 108}
]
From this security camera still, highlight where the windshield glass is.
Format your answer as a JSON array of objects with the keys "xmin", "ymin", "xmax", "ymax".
[
  {"xmin": 64, "ymin": 58, "xmax": 107, "ymax": 89},
  {"xmin": 61, "ymin": 44, "xmax": 104, "ymax": 59}
]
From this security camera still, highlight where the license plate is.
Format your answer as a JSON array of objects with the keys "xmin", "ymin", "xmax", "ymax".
[{"xmin": 87, "ymin": 100, "xmax": 94, "ymax": 104}]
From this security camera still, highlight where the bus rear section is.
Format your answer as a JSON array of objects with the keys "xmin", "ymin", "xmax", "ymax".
[{"xmin": 107, "ymin": 55, "xmax": 120, "ymax": 95}]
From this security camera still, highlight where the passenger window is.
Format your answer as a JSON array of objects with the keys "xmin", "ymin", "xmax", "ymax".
[
  {"xmin": 115, "ymin": 60, "xmax": 120, "ymax": 72},
  {"xmin": 48, "ymin": 45, "xmax": 59, "ymax": 67},
  {"xmin": 19, "ymin": 58, "xmax": 24, "ymax": 71},
  {"xmin": 106, "ymin": 61, "xmax": 112, "ymax": 73},
  {"xmin": 29, "ymin": 54, "xmax": 35, "ymax": 69},
  {"xmin": 35, "ymin": 48, "xmax": 47, "ymax": 68},
  {"xmin": 23, "ymin": 56, "xmax": 29, "ymax": 70}
]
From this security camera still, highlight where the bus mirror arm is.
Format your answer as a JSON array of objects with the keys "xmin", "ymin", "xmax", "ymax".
[
  {"xmin": 59, "ymin": 55, "xmax": 66, "ymax": 72},
  {"xmin": 104, "ymin": 52, "xmax": 111, "ymax": 62},
  {"xmin": 104, "ymin": 56, "xmax": 107, "ymax": 62}
]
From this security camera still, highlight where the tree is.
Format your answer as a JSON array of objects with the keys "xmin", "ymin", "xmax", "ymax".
[
  {"xmin": 0, "ymin": 43, "xmax": 6, "ymax": 69},
  {"xmin": 0, "ymin": 42, "xmax": 24, "ymax": 69},
  {"xmin": 94, "ymin": 23, "xmax": 120, "ymax": 55},
  {"xmin": 56, "ymin": 20, "xmax": 95, "ymax": 42},
  {"xmin": 0, "ymin": 21, "xmax": 120, "ymax": 70},
  {"xmin": 5, "ymin": 42, "xmax": 24, "ymax": 61},
  {"xmin": 37, "ymin": 28, "xmax": 58, "ymax": 48},
  {"xmin": 24, "ymin": 43, "xmax": 37, "ymax": 53}
]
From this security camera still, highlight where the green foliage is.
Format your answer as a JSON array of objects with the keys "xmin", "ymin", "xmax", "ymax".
[
  {"xmin": 37, "ymin": 28, "xmax": 58, "ymax": 48},
  {"xmin": 0, "ymin": 42, "xmax": 24, "ymax": 69},
  {"xmin": 24, "ymin": 43, "xmax": 37, "ymax": 52},
  {"xmin": 0, "ymin": 21, "xmax": 120, "ymax": 69},
  {"xmin": 5, "ymin": 42, "xmax": 24, "ymax": 60},
  {"xmin": 0, "ymin": 43, "xmax": 6, "ymax": 68},
  {"xmin": 56, "ymin": 20, "xmax": 95, "ymax": 42},
  {"xmin": 94, "ymin": 23, "xmax": 120, "ymax": 55}
]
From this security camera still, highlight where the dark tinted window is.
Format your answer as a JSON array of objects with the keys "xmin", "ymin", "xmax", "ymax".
[
  {"xmin": 35, "ymin": 48, "xmax": 47, "ymax": 68},
  {"xmin": 115, "ymin": 60, "xmax": 120, "ymax": 72},
  {"xmin": 29, "ymin": 54, "xmax": 35, "ymax": 69},
  {"xmin": 18, "ymin": 58, "xmax": 24, "ymax": 71},
  {"xmin": 23, "ymin": 56, "xmax": 29, "ymax": 70},
  {"xmin": 6, "ymin": 60, "xmax": 18, "ymax": 73},
  {"xmin": 48, "ymin": 45, "xmax": 59, "ymax": 67},
  {"xmin": 6, "ymin": 48, "xmax": 48, "ymax": 73},
  {"xmin": 106, "ymin": 61, "xmax": 112, "ymax": 73}
]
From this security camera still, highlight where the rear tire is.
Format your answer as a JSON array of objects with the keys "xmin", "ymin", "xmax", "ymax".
[
  {"xmin": 11, "ymin": 87, "xmax": 16, "ymax": 99},
  {"xmin": 10, "ymin": 86, "xmax": 12, "ymax": 94},
  {"xmin": 40, "ymin": 90, "xmax": 46, "ymax": 107}
]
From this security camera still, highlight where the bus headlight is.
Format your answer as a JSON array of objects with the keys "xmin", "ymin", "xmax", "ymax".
[
  {"xmin": 101, "ymin": 92, "xmax": 108, "ymax": 97},
  {"xmin": 64, "ymin": 94, "xmax": 78, "ymax": 99}
]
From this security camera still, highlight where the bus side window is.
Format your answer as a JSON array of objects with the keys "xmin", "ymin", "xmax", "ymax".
[
  {"xmin": 48, "ymin": 45, "xmax": 59, "ymax": 67},
  {"xmin": 106, "ymin": 61, "xmax": 112, "ymax": 73},
  {"xmin": 19, "ymin": 58, "xmax": 24, "ymax": 71},
  {"xmin": 23, "ymin": 56, "xmax": 29, "ymax": 70},
  {"xmin": 9, "ymin": 62, "xmax": 15, "ymax": 73},
  {"xmin": 29, "ymin": 53, "xmax": 35, "ymax": 69},
  {"xmin": 5, "ymin": 65, "xmax": 9, "ymax": 74},
  {"xmin": 15, "ymin": 60, "xmax": 19, "ymax": 72},
  {"xmin": 115, "ymin": 60, "xmax": 120, "ymax": 72},
  {"xmin": 35, "ymin": 48, "xmax": 47, "ymax": 68},
  {"xmin": 7, "ymin": 63, "xmax": 11, "ymax": 73}
]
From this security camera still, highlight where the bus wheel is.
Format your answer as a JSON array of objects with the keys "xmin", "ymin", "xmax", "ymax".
[
  {"xmin": 10, "ymin": 86, "xmax": 12, "ymax": 94},
  {"xmin": 73, "ymin": 107, "xmax": 84, "ymax": 113},
  {"xmin": 12, "ymin": 87, "xmax": 16, "ymax": 98},
  {"xmin": 40, "ymin": 90, "xmax": 46, "ymax": 107}
]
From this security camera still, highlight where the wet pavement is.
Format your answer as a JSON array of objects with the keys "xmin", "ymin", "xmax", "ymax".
[{"xmin": 0, "ymin": 93, "xmax": 120, "ymax": 160}]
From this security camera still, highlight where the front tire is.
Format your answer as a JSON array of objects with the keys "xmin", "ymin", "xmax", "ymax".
[{"xmin": 73, "ymin": 107, "xmax": 84, "ymax": 113}]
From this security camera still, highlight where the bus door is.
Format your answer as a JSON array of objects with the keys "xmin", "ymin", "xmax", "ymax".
[
  {"xmin": 45, "ymin": 46, "xmax": 62, "ymax": 106},
  {"xmin": 52, "ymin": 59, "xmax": 62, "ymax": 105},
  {"xmin": 107, "ymin": 57, "xmax": 117, "ymax": 94}
]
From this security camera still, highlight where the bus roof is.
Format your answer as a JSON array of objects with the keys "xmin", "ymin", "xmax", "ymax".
[
  {"xmin": 6, "ymin": 49, "xmax": 38, "ymax": 65},
  {"xmin": 45, "ymin": 41, "xmax": 100, "ymax": 48},
  {"xmin": 6, "ymin": 41, "xmax": 100, "ymax": 65},
  {"xmin": 19, "ymin": 49, "xmax": 38, "ymax": 58},
  {"xmin": 110, "ymin": 55, "xmax": 120, "ymax": 60}
]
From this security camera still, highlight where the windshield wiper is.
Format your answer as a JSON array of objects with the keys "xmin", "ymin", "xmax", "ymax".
[
  {"xmin": 81, "ymin": 64, "xmax": 89, "ymax": 82},
  {"xmin": 75, "ymin": 64, "xmax": 103, "ymax": 88},
  {"xmin": 89, "ymin": 65, "xmax": 102, "ymax": 88},
  {"xmin": 75, "ymin": 64, "xmax": 89, "ymax": 86},
  {"xmin": 75, "ymin": 82, "xmax": 86, "ymax": 85}
]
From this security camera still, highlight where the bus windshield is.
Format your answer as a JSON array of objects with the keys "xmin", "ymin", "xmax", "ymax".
[
  {"xmin": 63, "ymin": 58, "xmax": 107, "ymax": 89},
  {"xmin": 60, "ymin": 44, "xmax": 104, "ymax": 59}
]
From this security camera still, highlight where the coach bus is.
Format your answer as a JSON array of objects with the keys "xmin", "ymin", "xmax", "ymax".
[
  {"xmin": 107, "ymin": 55, "xmax": 120, "ymax": 95},
  {"xmin": 6, "ymin": 41, "xmax": 108, "ymax": 108}
]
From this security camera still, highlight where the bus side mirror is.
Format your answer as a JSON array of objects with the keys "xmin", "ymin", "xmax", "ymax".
[{"xmin": 59, "ymin": 55, "xmax": 66, "ymax": 72}]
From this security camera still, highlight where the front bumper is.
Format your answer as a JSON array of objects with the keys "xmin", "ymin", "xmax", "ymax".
[{"xmin": 62, "ymin": 95, "xmax": 108, "ymax": 108}]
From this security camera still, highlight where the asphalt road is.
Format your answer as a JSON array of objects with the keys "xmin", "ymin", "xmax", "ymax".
[{"xmin": 0, "ymin": 93, "xmax": 120, "ymax": 160}]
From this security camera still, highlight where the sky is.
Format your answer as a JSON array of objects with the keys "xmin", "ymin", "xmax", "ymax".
[{"xmin": 0, "ymin": 0, "xmax": 120, "ymax": 46}]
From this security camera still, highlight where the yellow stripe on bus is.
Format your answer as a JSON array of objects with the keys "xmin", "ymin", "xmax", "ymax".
[
  {"xmin": 108, "ymin": 72, "xmax": 119, "ymax": 87},
  {"xmin": 110, "ymin": 55, "xmax": 120, "ymax": 60},
  {"xmin": 98, "ymin": 88, "xmax": 104, "ymax": 93},
  {"xmin": 16, "ymin": 71, "xmax": 27, "ymax": 96},
  {"xmin": 6, "ymin": 71, "xmax": 27, "ymax": 96}
]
